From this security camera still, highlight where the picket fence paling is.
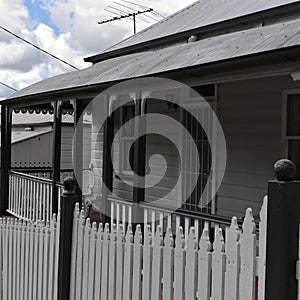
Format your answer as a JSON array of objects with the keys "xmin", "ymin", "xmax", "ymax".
[
  {"xmin": 224, "ymin": 217, "xmax": 240, "ymax": 300},
  {"xmin": 0, "ymin": 214, "xmax": 60, "ymax": 300},
  {"xmin": 70, "ymin": 197, "xmax": 268, "ymax": 300}
]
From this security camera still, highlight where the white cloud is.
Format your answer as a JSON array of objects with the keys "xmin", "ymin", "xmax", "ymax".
[{"xmin": 0, "ymin": 0, "xmax": 196, "ymax": 100}]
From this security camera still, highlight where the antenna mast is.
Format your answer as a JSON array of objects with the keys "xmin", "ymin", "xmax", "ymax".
[{"xmin": 98, "ymin": 2, "xmax": 162, "ymax": 34}]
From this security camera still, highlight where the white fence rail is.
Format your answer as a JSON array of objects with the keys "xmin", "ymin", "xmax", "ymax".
[
  {"xmin": 71, "ymin": 197, "xmax": 267, "ymax": 300},
  {"xmin": 0, "ymin": 215, "xmax": 60, "ymax": 300},
  {"xmin": 7, "ymin": 171, "xmax": 62, "ymax": 223}
]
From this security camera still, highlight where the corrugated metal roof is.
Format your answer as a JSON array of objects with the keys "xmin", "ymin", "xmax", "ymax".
[
  {"xmin": 97, "ymin": 0, "xmax": 300, "ymax": 56},
  {"xmin": 7, "ymin": 17, "xmax": 300, "ymax": 101},
  {"xmin": 0, "ymin": 130, "xmax": 52, "ymax": 144},
  {"xmin": 11, "ymin": 130, "xmax": 52, "ymax": 143}
]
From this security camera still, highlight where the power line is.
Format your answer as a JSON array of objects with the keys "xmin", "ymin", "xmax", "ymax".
[
  {"xmin": 0, "ymin": 25, "xmax": 80, "ymax": 71},
  {"xmin": 0, "ymin": 81, "xmax": 18, "ymax": 92}
]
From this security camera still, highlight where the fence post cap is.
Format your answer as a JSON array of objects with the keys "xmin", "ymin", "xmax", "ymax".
[
  {"xmin": 274, "ymin": 159, "xmax": 297, "ymax": 181},
  {"xmin": 63, "ymin": 177, "xmax": 76, "ymax": 195}
]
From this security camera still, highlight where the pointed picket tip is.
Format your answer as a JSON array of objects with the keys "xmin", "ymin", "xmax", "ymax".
[
  {"xmin": 112, "ymin": 223, "xmax": 117, "ymax": 233},
  {"xmin": 199, "ymin": 229, "xmax": 212, "ymax": 252},
  {"xmin": 103, "ymin": 224, "xmax": 111, "ymax": 242},
  {"xmin": 175, "ymin": 226, "xmax": 185, "ymax": 249},
  {"xmin": 134, "ymin": 224, "xmax": 143, "ymax": 244},
  {"xmin": 92, "ymin": 222, "xmax": 97, "ymax": 232},
  {"xmin": 117, "ymin": 224, "xmax": 125, "ymax": 243},
  {"xmin": 213, "ymin": 227, "xmax": 225, "ymax": 253},
  {"xmin": 153, "ymin": 225, "xmax": 164, "ymax": 247},
  {"xmin": 156, "ymin": 225, "xmax": 163, "ymax": 237},
  {"xmin": 227, "ymin": 217, "xmax": 241, "ymax": 242},
  {"xmin": 74, "ymin": 203, "xmax": 80, "ymax": 218},
  {"xmin": 125, "ymin": 224, "xmax": 134, "ymax": 243},
  {"xmin": 260, "ymin": 196, "xmax": 268, "ymax": 222},
  {"xmin": 144, "ymin": 224, "xmax": 152, "ymax": 246},
  {"xmin": 243, "ymin": 208, "xmax": 256, "ymax": 235},
  {"xmin": 104, "ymin": 223, "xmax": 110, "ymax": 232},
  {"xmin": 86, "ymin": 218, "xmax": 91, "ymax": 228},
  {"xmin": 164, "ymin": 227, "xmax": 174, "ymax": 248},
  {"xmin": 80, "ymin": 210, "xmax": 86, "ymax": 226},
  {"xmin": 110, "ymin": 223, "xmax": 117, "ymax": 242},
  {"xmin": 52, "ymin": 213, "xmax": 57, "ymax": 223},
  {"xmin": 187, "ymin": 227, "xmax": 198, "ymax": 250},
  {"xmin": 97, "ymin": 223, "xmax": 104, "ymax": 240},
  {"xmin": 119, "ymin": 224, "xmax": 125, "ymax": 235}
]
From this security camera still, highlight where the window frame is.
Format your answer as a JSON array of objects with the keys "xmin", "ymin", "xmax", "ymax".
[
  {"xmin": 282, "ymin": 89, "xmax": 300, "ymax": 156},
  {"xmin": 118, "ymin": 103, "xmax": 135, "ymax": 177},
  {"xmin": 179, "ymin": 84, "xmax": 218, "ymax": 214}
]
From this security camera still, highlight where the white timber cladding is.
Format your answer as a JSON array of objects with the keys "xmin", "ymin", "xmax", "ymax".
[
  {"xmin": 88, "ymin": 96, "xmax": 106, "ymax": 203},
  {"xmin": 69, "ymin": 197, "xmax": 268, "ymax": 300},
  {"xmin": 217, "ymin": 75, "xmax": 300, "ymax": 217}
]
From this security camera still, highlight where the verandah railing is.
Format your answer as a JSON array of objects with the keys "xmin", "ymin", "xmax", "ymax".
[
  {"xmin": 11, "ymin": 167, "xmax": 73, "ymax": 182},
  {"xmin": 7, "ymin": 171, "xmax": 63, "ymax": 222},
  {"xmin": 109, "ymin": 197, "xmax": 245, "ymax": 240}
]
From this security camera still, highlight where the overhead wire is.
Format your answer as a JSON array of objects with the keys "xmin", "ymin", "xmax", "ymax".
[
  {"xmin": 0, "ymin": 81, "xmax": 18, "ymax": 92},
  {"xmin": 0, "ymin": 25, "xmax": 80, "ymax": 70}
]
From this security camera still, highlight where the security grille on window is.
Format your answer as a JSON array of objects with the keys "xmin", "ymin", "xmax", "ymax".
[{"xmin": 181, "ymin": 84, "xmax": 216, "ymax": 214}]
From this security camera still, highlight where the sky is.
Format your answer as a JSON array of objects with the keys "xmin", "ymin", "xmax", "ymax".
[{"xmin": 0, "ymin": 0, "xmax": 196, "ymax": 100}]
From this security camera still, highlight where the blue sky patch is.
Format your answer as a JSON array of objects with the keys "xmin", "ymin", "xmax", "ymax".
[{"xmin": 25, "ymin": 0, "xmax": 60, "ymax": 35}]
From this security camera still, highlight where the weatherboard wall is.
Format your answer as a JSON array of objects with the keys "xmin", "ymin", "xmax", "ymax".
[{"xmin": 217, "ymin": 75, "xmax": 300, "ymax": 217}]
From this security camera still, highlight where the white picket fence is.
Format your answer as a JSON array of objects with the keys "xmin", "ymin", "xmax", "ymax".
[
  {"xmin": 0, "ymin": 215, "xmax": 60, "ymax": 300},
  {"xmin": 70, "ymin": 197, "xmax": 268, "ymax": 300}
]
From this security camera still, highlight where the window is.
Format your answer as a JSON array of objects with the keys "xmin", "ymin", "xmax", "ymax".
[
  {"xmin": 119, "ymin": 104, "xmax": 135, "ymax": 175},
  {"xmin": 181, "ymin": 85, "xmax": 217, "ymax": 214},
  {"xmin": 284, "ymin": 93, "xmax": 300, "ymax": 179}
]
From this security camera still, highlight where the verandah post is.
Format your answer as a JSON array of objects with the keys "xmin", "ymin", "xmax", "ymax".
[
  {"xmin": 265, "ymin": 159, "xmax": 300, "ymax": 300},
  {"xmin": 57, "ymin": 177, "xmax": 78, "ymax": 300},
  {"xmin": 52, "ymin": 100, "xmax": 62, "ymax": 214},
  {"xmin": 0, "ymin": 104, "xmax": 12, "ymax": 216}
]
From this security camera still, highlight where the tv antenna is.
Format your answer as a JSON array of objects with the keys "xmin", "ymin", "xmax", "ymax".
[{"xmin": 98, "ymin": 1, "xmax": 163, "ymax": 34}]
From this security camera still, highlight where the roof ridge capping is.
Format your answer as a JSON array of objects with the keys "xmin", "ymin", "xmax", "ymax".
[{"xmin": 85, "ymin": 0, "xmax": 300, "ymax": 64}]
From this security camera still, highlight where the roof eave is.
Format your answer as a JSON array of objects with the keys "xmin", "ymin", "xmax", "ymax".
[{"xmin": 4, "ymin": 46, "xmax": 300, "ymax": 107}]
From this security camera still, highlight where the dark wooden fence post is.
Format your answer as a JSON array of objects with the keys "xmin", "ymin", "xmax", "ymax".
[
  {"xmin": 265, "ymin": 159, "xmax": 300, "ymax": 300},
  {"xmin": 57, "ymin": 178, "xmax": 78, "ymax": 300}
]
